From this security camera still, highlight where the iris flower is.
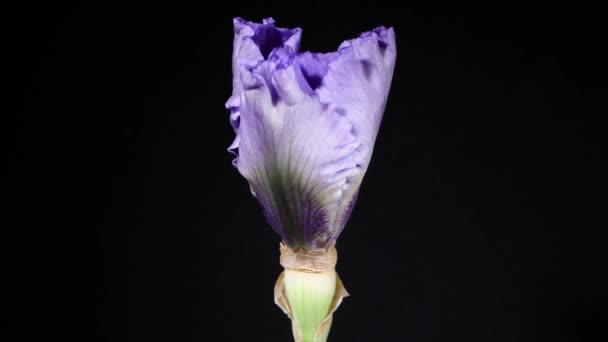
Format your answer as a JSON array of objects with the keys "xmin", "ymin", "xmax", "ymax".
[{"xmin": 226, "ymin": 17, "xmax": 396, "ymax": 342}]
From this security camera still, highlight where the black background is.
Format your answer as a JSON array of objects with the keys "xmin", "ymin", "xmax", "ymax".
[{"xmin": 21, "ymin": 2, "xmax": 606, "ymax": 341}]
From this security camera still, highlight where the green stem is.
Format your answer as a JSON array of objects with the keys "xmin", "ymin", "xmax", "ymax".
[{"xmin": 284, "ymin": 269, "xmax": 336, "ymax": 342}]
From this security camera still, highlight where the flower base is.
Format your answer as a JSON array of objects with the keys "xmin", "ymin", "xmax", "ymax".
[{"xmin": 274, "ymin": 244, "xmax": 349, "ymax": 342}]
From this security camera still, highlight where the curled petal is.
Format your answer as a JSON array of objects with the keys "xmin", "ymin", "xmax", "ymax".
[
  {"xmin": 226, "ymin": 18, "xmax": 302, "ymax": 162},
  {"xmin": 317, "ymin": 27, "xmax": 397, "ymax": 238},
  {"xmin": 237, "ymin": 56, "xmax": 360, "ymax": 249}
]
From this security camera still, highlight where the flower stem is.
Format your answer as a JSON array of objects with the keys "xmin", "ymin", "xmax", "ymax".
[
  {"xmin": 284, "ymin": 269, "xmax": 336, "ymax": 342},
  {"xmin": 274, "ymin": 243, "xmax": 349, "ymax": 342}
]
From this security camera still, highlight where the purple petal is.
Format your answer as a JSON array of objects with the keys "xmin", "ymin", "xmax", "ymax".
[
  {"xmin": 226, "ymin": 18, "xmax": 302, "ymax": 162},
  {"xmin": 316, "ymin": 26, "xmax": 397, "ymax": 239},
  {"xmin": 227, "ymin": 19, "xmax": 396, "ymax": 250},
  {"xmin": 237, "ymin": 57, "xmax": 360, "ymax": 249}
]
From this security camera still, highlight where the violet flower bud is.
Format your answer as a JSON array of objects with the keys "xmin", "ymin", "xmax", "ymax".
[{"xmin": 226, "ymin": 17, "xmax": 396, "ymax": 342}]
